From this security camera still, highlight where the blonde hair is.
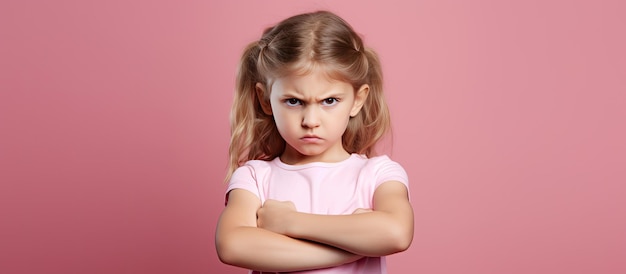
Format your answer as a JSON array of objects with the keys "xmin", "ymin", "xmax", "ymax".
[{"xmin": 226, "ymin": 11, "xmax": 391, "ymax": 181}]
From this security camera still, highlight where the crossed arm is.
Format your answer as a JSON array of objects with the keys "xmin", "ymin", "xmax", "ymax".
[{"xmin": 215, "ymin": 181, "xmax": 413, "ymax": 272}]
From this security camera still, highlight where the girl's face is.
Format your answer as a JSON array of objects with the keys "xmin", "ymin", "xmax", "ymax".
[{"xmin": 257, "ymin": 68, "xmax": 368, "ymax": 165}]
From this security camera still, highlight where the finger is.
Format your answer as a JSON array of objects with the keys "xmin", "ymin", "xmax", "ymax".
[{"xmin": 352, "ymin": 208, "xmax": 372, "ymax": 214}]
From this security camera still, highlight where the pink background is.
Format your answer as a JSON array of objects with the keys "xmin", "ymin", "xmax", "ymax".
[{"xmin": 1, "ymin": 0, "xmax": 625, "ymax": 273}]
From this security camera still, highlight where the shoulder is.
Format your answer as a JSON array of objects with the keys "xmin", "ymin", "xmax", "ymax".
[
  {"xmin": 226, "ymin": 159, "xmax": 276, "ymax": 205},
  {"xmin": 242, "ymin": 159, "xmax": 275, "ymax": 169},
  {"xmin": 364, "ymin": 154, "xmax": 395, "ymax": 164},
  {"xmin": 231, "ymin": 159, "xmax": 275, "ymax": 180},
  {"xmin": 362, "ymin": 155, "xmax": 409, "ymax": 188},
  {"xmin": 364, "ymin": 155, "xmax": 406, "ymax": 172},
  {"xmin": 228, "ymin": 159, "xmax": 277, "ymax": 190}
]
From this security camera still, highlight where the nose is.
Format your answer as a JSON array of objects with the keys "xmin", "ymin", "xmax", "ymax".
[{"xmin": 301, "ymin": 106, "xmax": 320, "ymax": 128}]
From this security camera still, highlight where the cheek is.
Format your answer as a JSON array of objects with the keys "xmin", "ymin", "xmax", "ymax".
[
  {"xmin": 339, "ymin": 117, "xmax": 351, "ymax": 131},
  {"xmin": 272, "ymin": 110, "xmax": 296, "ymax": 130},
  {"xmin": 336, "ymin": 107, "xmax": 353, "ymax": 125}
]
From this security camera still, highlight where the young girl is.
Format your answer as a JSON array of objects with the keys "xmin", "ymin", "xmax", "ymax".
[{"xmin": 216, "ymin": 11, "xmax": 413, "ymax": 273}]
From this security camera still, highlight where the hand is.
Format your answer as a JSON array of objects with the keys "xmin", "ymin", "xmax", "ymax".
[
  {"xmin": 352, "ymin": 208, "xmax": 373, "ymax": 214},
  {"xmin": 257, "ymin": 199, "xmax": 297, "ymax": 235}
]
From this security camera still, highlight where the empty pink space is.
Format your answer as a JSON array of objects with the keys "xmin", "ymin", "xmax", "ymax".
[{"xmin": 1, "ymin": 0, "xmax": 624, "ymax": 273}]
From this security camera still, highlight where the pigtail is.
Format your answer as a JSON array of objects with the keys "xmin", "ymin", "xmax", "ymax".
[
  {"xmin": 226, "ymin": 41, "xmax": 285, "ymax": 182},
  {"xmin": 363, "ymin": 47, "xmax": 391, "ymax": 153},
  {"xmin": 343, "ymin": 47, "xmax": 391, "ymax": 157},
  {"xmin": 226, "ymin": 42, "xmax": 262, "ymax": 182}
]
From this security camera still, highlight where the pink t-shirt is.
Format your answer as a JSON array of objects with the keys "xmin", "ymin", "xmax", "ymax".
[{"xmin": 226, "ymin": 154, "xmax": 409, "ymax": 274}]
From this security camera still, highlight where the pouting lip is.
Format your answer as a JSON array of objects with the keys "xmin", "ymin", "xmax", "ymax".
[
  {"xmin": 301, "ymin": 134, "xmax": 321, "ymax": 139},
  {"xmin": 301, "ymin": 134, "xmax": 322, "ymax": 140}
]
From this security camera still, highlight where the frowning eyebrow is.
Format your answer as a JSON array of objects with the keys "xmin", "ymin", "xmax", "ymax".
[{"xmin": 278, "ymin": 92, "xmax": 346, "ymax": 101}]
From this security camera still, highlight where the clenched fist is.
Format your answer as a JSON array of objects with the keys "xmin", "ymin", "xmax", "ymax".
[{"xmin": 256, "ymin": 199, "xmax": 297, "ymax": 235}]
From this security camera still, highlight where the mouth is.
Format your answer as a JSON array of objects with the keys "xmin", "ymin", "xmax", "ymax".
[{"xmin": 300, "ymin": 135, "xmax": 322, "ymax": 142}]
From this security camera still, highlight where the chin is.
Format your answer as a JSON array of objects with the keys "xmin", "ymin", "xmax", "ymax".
[
  {"xmin": 296, "ymin": 150, "xmax": 324, "ymax": 157},
  {"xmin": 292, "ymin": 148, "xmax": 327, "ymax": 157}
]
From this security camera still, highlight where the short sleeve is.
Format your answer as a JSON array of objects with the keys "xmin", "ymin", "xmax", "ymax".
[
  {"xmin": 225, "ymin": 163, "xmax": 262, "ymax": 206},
  {"xmin": 372, "ymin": 156, "xmax": 409, "ymax": 190}
]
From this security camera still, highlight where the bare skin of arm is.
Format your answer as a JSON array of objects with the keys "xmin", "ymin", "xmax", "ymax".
[
  {"xmin": 215, "ymin": 189, "xmax": 363, "ymax": 272},
  {"xmin": 257, "ymin": 181, "xmax": 414, "ymax": 257}
]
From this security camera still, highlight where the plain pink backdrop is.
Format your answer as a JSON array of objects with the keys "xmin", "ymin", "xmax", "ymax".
[{"xmin": 1, "ymin": 0, "xmax": 625, "ymax": 273}]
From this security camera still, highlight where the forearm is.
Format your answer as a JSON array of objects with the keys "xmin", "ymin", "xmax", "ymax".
[
  {"xmin": 284, "ymin": 210, "xmax": 413, "ymax": 257},
  {"xmin": 216, "ymin": 226, "xmax": 362, "ymax": 272}
]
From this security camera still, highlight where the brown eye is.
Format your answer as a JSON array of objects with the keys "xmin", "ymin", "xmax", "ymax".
[
  {"xmin": 322, "ymin": 98, "xmax": 338, "ymax": 106},
  {"xmin": 285, "ymin": 98, "xmax": 301, "ymax": 106}
]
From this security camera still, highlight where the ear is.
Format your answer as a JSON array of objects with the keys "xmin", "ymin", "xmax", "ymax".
[
  {"xmin": 256, "ymin": 82, "xmax": 273, "ymax": 115},
  {"xmin": 350, "ymin": 84, "xmax": 369, "ymax": 117}
]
